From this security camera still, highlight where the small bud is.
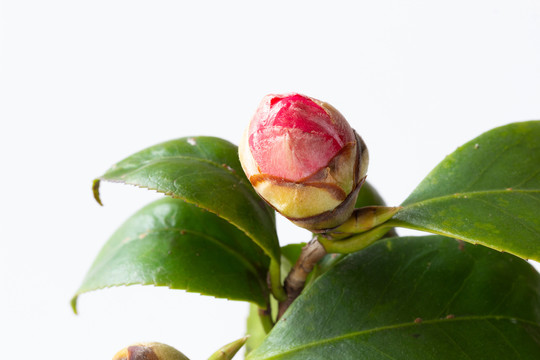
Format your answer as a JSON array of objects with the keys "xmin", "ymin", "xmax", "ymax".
[
  {"xmin": 239, "ymin": 93, "xmax": 368, "ymax": 231},
  {"xmin": 112, "ymin": 342, "xmax": 189, "ymax": 360},
  {"xmin": 330, "ymin": 206, "xmax": 402, "ymax": 239},
  {"xmin": 207, "ymin": 336, "xmax": 249, "ymax": 360}
]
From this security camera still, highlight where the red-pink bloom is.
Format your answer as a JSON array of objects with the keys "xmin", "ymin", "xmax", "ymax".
[
  {"xmin": 239, "ymin": 93, "xmax": 368, "ymax": 231},
  {"xmin": 112, "ymin": 342, "xmax": 189, "ymax": 360},
  {"xmin": 248, "ymin": 94, "xmax": 355, "ymax": 181}
]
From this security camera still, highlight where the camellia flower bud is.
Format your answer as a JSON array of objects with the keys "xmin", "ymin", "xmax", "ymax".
[
  {"xmin": 239, "ymin": 93, "xmax": 368, "ymax": 231},
  {"xmin": 112, "ymin": 342, "xmax": 189, "ymax": 360}
]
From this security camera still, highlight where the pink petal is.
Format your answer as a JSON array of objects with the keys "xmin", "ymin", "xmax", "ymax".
[{"xmin": 249, "ymin": 94, "xmax": 348, "ymax": 181}]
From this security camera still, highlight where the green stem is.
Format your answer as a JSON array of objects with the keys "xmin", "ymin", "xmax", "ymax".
[
  {"xmin": 269, "ymin": 259, "xmax": 287, "ymax": 302},
  {"xmin": 258, "ymin": 306, "xmax": 275, "ymax": 334}
]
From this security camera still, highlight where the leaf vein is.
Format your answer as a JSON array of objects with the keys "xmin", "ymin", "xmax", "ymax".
[
  {"xmin": 436, "ymin": 260, "xmax": 476, "ymax": 318},
  {"xmin": 264, "ymin": 316, "xmax": 540, "ymax": 359},
  {"xmin": 512, "ymin": 167, "xmax": 540, "ymax": 189},
  {"xmin": 462, "ymin": 145, "xmax": 510, "ymax": 192},
  {"xmin": 485, "ymin": 319, "xmax": 522, "ymax": 358},
  {"xmin": 434, "ymin": 323, "xmax": 473, "ymax": 360},
  {"xmin": 472, "ymin": 196, "xmax": 540, "ymax": 238},
  {"xmin": 356, "ymin": 339, "xmax": 400, "ymax": 360},
  {"xmin": 401, "ymin": 189, "xmax": 540, "ymax": 210}
]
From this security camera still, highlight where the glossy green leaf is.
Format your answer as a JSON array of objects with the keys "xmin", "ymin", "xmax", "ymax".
[
  {"xmin": 248, "ymin": 235, "xmax": 540, "ymax": 359},
  {"xmin": 392, "ymin": 121, "xmax": 540, "ymax": 261},
  {"xmin": 72, "ymin": 197, "xmax": 270, "ymax": 311},
  {"xmin": 93, "ymin": 136, "xmax": 280, "ymax": 262}
]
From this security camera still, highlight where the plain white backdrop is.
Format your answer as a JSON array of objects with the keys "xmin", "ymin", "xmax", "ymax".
[{"xmin": 1, "ymin": 1, "xmax": 539, "ymax": 359}]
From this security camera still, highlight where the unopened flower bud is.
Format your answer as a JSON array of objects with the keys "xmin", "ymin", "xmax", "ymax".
[
  {"xmin": 239, "ymin": 93, "xmax": 368, "ymax": 231},
  {"xmin": 112, "ymin": 342, "xmax": 189, "ymax": 360}
]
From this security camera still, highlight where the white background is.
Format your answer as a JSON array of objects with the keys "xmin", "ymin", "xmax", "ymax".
[{"xmin": 1, "ymin": 1, "xmax": 539, "ymax": 359}]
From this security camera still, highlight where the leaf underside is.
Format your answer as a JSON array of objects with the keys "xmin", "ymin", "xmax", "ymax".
[
  {"xmin": 72, "ymin": 197, "xmax": 270, "ymax": 311},
  {"xmin": 393, "ymin": 121, "xmax": 540, "ymax": 261},
  {"xmin": 94, "ymin": 136, "xmax": 280, "ymax": 263},
  {"xmin": 248, "ymin": 236, "xmax": 540, "ymax": 360}
]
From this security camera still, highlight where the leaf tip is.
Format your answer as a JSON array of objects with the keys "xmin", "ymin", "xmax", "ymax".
[
  {"xmin": 70, "ymin": 295, "xmax": 79, "ymax": 315},
  {"xmin": 92, "ymin": 179, "xmax": 103, "ymax": 206},
  {"xmin": 207, "ymin": 336, "xmax": 249, "ymax": 360}
]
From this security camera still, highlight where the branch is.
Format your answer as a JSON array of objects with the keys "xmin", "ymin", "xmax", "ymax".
[{"xmin": 277, "ymin": 238, "xmax": 327, "ymax": 320}]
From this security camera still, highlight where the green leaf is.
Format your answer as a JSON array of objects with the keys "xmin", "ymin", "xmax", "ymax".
[
  {"xmin": 93, "ymin": 136, "xmax": 280, "ymax": 263},
  {"xmin": 72, "ymin": 197, "xmax": 270, "ymax": 311},
  {"xmin": 392, "ymin": 121, "xmax": 540, "ymax": 261},
  {"xmin": 355, "ymin": 181, "xmax": 387, "ymax": 207},
  {"xmin": 280, "ymin": 244, "xmax": 305, "ymax": 267},
  {"xmin": 248, "ymin": 235, "xmax": 540, "ymax": 359}
]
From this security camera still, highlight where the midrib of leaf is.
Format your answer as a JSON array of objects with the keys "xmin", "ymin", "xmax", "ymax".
[
  {"xmin": 401, "ymin": 189, "xmax": 540, "ymax": 209},
  {"xmin": 259, "ymin": 316, "xmax": 540, "ymax": 359},
  {"xmin": 393, "ymin": 189, "xmax": 540, "ymax": 243}
]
